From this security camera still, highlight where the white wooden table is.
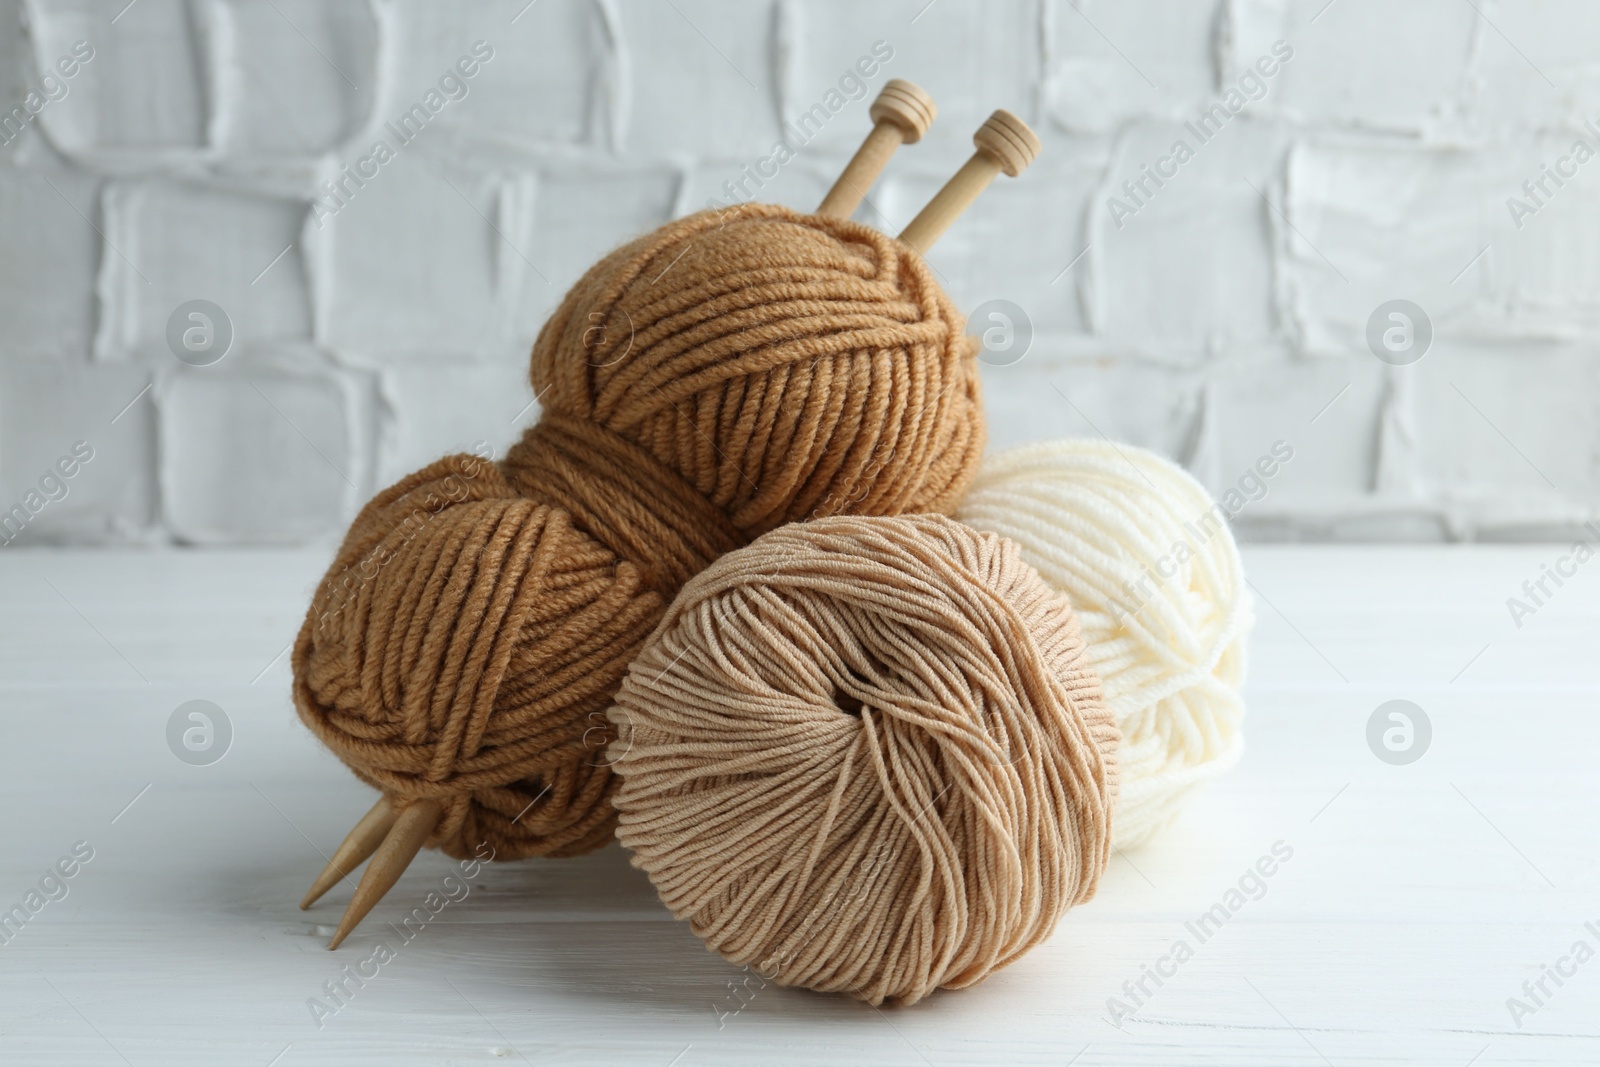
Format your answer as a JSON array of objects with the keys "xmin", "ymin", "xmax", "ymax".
[{"xmin": 1, "ymin": 546, "xmax": 1595, "ymax": 1065}]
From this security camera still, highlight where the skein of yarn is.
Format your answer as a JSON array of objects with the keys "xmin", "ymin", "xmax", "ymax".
[
  {"xmin": 608, "ymin": 514, "xmax": 1120, "ymax": 1007},
  {"xmin": 955, "ymin": 439, "xmax": 1252, "ymax": 848}
]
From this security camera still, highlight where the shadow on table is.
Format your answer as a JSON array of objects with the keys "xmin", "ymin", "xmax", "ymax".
[{"xmin": 212, "ymin": 840, "xmax": 878, "ymax": 1023}]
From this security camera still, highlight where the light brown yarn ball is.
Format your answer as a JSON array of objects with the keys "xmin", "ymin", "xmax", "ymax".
[
  {"xmin": 608, "ymin": 515, "xmax": 1120, "ymax": 1006},
  {"xmin": 527, "ymin": 203, "xmax": 984, "ymax": 535},
  {"xmin": 292, "ymin": 451, "xmax": 691, "ymax": 860},
  {"xmin": 294, "ymin": 204, "xmax": 986, "ymax": 862}
]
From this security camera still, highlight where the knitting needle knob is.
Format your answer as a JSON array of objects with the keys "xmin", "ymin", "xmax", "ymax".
[
  {"xmin": 897, "ymin": 109, "xmax": 1040, "ymax": 254},
  {"xmin": 817, "ymin": 79, "xmax": 937, "ymax": 219}
]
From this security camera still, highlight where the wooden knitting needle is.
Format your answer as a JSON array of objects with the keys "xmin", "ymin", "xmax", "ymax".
[
  {"xmin": 897, "ymin": 109, "xmax": 1041, "ymax": 254},
  {"xmin": 299, "ymin": 795, "xmax": 398, "ymax": 910},
  {"xmin": 817, "ymin": 79, "xmax": 936, "ymax": 219},
  {"xmin": 326, "ymin": 797, "xmax": 442, "ymax": 950}
]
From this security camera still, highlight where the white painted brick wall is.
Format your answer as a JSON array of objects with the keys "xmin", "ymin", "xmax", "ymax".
[{"xmin": 1, "ymin": 0, "xmax": 1595, "ymax": 546}]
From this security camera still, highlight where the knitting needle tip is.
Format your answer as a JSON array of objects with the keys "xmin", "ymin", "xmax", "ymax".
[
  {"xmin": 326, "ymin": 797, "xmax": 442, "ymax": 950},
  {"xmin": 300, "ymin": 795, "xmax": 399, "ymax": 910}
]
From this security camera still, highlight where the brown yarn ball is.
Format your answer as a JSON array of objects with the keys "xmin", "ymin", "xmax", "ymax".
[
  {"xmin": 525, "ymin": 203, "xmax": 983, "ymax": 534},
  {"xmin": 608, "ymin": 515, "xmax": 1120, "ymax": 1006},
  {"xmin": 293, "ymin": 204, "xmax": 985, "ymax": 861},
  {"xmin": 292, "ymin": 451, "xmax": 698, "ymax": 859}
]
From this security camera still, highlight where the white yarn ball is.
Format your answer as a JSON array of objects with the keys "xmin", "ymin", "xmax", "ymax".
[{"xmin": 956, "ymin": 439, "xmax": 1252, "ymax": 848}]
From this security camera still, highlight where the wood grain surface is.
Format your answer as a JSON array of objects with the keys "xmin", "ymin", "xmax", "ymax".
[{"xmin": 0, "ymin": 546, "xmax": 1595, "ymax": 1065}]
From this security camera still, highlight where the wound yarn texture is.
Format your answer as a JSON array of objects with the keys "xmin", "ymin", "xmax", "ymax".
[
  {"xmin": 956, "ymin": 439, "xmax": 1251, "ymax": 848},
  {"xmin": 608, "ymin": 514, "xmax": 1119, "ymax": 1006},
  {"xmin": 292, "ymin": 205, "xmax": 985, "ymax": 861},
  {"xmin": 528, "ymin": 204, "xmax": 983, "ymax": 534}
]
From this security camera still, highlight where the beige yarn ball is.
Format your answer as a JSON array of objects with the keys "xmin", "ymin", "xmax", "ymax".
[
  {"xmin": 956, "ymin": 439, "xmax": 1252, "ymax": 848},
  {"xmin": 606, "ymin": 514, "xmax": 1120, "ymax": 1006}
]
